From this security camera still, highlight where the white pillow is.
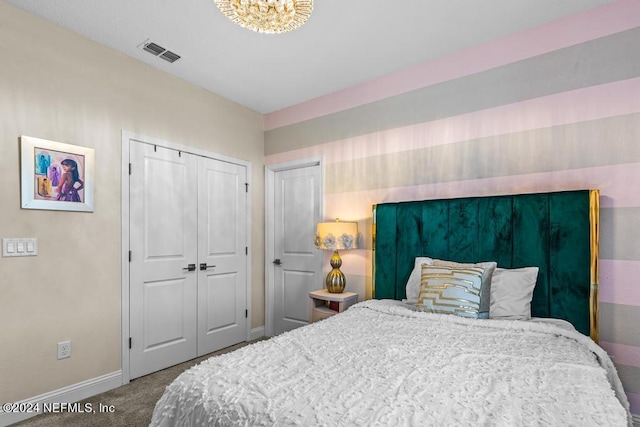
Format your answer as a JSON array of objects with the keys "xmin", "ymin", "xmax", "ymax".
[
  {"xmin": 405, "ymin": 257, "xmax": 434, "ymax": 302},
  {"xmin": 489, "ymin": 267, "xmax": 539, "ymax": 320}
]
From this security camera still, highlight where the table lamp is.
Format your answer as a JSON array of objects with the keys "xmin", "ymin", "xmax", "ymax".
[{"xmin": 314, "ymin": 219, "xmax": 358, "ymax": 293}]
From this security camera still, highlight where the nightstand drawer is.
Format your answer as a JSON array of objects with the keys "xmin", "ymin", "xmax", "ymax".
[{"xmin": 311, "ymin": 306, "xmax": 335, "ymax": 322}]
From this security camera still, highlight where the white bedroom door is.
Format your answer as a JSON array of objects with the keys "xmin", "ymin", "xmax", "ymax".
[
  {"xmin": 129, "ymin": 142, "xmax": 198, "ymax": 379},
  {"xmin": 272, "ymin": 164, "xmax": 323, "ymax": 335},
  {"xmin": 129, "ymin": 141, "xmax": 248, "ymax": 379},
  {"xmin": 197, "ymin": 157, "xmax": 247, "ymax": 356}
]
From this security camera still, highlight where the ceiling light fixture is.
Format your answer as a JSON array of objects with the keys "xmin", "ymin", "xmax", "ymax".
[{"xmin": 214, "ymin": 0, "xmax": 313, "ymax": 34}]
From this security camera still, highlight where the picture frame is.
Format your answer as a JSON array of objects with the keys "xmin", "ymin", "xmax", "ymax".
[{"xmin": 20, "ymin": 135, "xmax": 95, "ymax": 212}]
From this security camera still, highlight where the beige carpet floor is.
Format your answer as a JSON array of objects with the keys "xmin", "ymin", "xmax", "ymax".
[{"xmin": 12, "ymin": 340, "xmax": 261, "ymax": 427}]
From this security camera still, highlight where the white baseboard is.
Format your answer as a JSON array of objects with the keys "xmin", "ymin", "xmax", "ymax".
[
  {"xmin": 250, "ymin": 326, "xmax": 265, "ymax": 341},
  {"xmin": 0, "ymin": 370, "xmax": 122, "ymax": 427}
]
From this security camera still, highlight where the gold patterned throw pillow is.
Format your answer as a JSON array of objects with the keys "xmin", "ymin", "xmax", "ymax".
[
  {"xmin": 417, "ymin": 264, "xmax": 487, "ymax": 318},
  {"xmin": 432, "ymin": 259, "xmax": 496, "ymax": 316}
]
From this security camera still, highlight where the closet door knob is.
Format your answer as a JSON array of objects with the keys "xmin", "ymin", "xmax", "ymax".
[
  {"xmin": 273, "ymin": 259, "xmax": 282, "ymax": 266},
  {"xmin": 200, "ymin": 263, "xmax": 216, "ymax": 270},
  {"xmin": 183, "ymin": 264, "xmax": 196, "ymax": 272}
]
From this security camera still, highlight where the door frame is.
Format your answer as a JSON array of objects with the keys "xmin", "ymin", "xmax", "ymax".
[
  {"xmin": 121, "ymin": 130, "xmax": 253, "ymax": 384},
  {"xmin": 264, "ymin": 157, "xmax": 323, "ymax": 337}
]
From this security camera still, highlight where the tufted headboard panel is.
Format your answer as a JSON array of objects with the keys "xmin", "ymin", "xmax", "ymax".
[{"xmin": 373, "ymin": 190, "xmax": 599, "ymax": 339}]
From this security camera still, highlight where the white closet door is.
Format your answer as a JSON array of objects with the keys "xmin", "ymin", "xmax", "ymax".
[
  {"xmin": 197, "ymin": 157, "xmax": 247, "ymax": 355},
  {"xmin": 129, "ymin": 142, "xmax": 198, "ymax": 379}
]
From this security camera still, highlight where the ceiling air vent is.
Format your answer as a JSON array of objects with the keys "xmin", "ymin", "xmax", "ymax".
[
  {"xmin": 159, "ymin": 51, "xmax": 181, "ymax": 63},
  {"xmin": 143, "ymin": 42, "xmax": 165, "ymax": 56},
  {"xmin": 141, "ymin": 41, "xmax": 181, "ymax": 64}
]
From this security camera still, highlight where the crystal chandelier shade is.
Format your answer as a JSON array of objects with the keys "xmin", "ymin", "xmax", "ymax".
[{"xmin": 215, "ymin": 0, "xmax": 313, "ymax": 34}]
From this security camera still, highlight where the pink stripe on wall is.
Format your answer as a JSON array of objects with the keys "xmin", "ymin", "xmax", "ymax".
[
  {"xmin": 599, "ymin": 341, "xmax": 640, "ymax": 368},
  {"xmin": 265, "ymin": 0, "xmax": 640, "ymax": 130},
  {"xmin": 628, "ymin": 392, "xmax": 640, "ymax": 417},
  {"xmin": 265, "ymin": 77, "xmax": 640, "ymax": 167},
  {"xmin": 600, "ymin": 260, "xmax": 640, "ymax": 306}
]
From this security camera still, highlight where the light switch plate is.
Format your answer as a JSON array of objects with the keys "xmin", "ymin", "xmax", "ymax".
[{"xmin": 2, "ymin": 238, "xmax": 38, "ymax": 257}]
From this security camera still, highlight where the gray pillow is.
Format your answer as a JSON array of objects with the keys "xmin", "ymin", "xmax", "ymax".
[{"xmin": 489, "ymin": 267, "xmax": 539, "ymax": 320}]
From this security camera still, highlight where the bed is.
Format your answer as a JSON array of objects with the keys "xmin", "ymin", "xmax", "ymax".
[{"xmin": 151, "ymin": 190, "xmax": 632, "ymax": 426}]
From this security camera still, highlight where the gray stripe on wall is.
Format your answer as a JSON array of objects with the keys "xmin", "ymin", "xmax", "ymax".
[
  {"xmin": 601, "ymin": 208, "xmax": 640, "ymax": 261},
  {"xmin": 265, "ymin": 28, "xmax": 640, "ymax": 155},
  {"xmin": 324, "ymin": 113, "xmax": 640, "ymax": 194},
  {"xmin": 600, "ymin": 303, "xmax": 640, "ymax": 347},
  {"xmin": 615, "ymin": 364, "xmax": 640, "ymax": 394}
]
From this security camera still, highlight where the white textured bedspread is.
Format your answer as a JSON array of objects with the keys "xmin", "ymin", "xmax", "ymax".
[{"xmin": 151, "ymin": 300, "xmax": 631, "ymax": 426}]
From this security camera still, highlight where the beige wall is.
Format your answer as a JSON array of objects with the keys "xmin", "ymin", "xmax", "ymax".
[{"xmin": 0, "ymin": 1, "xmax": 265, "ymax": 403}]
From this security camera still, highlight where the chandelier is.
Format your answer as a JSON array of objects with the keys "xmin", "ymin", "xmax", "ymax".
[{"xmin": 214, "ymin": 0, "xmax": 313, "ymax": 34}]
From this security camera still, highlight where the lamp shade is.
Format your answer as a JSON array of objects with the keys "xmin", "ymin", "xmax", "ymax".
[{"xmin": 315, "ymin": 220, "xmax": 358, "ymax": 251}]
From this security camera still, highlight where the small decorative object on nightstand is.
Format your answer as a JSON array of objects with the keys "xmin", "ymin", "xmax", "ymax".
[{"xmin": 309, "ymin": 289, "xmax": 359, "ymax": 323}]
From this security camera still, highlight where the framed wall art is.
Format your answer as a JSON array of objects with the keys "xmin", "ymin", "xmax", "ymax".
[{"xmin": 20, "ymin": 135, "xmax": 95, "ymax": 212}]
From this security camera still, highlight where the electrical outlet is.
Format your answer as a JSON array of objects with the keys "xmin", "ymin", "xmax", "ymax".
[{"xmin": 57, "ymin": 341, "xmax": 71, "ymax": 360}]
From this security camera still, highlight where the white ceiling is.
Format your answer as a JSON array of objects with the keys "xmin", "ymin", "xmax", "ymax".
[{"xmin": 6, "ymin": 0, "xmax": 612, "ymax": 114}]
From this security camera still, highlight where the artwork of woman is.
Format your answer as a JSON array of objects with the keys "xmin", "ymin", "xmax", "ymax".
[
  {"xmin": 37, "ymin": 177, "xmax": 52, "ymax": 197},
  {"xmin": 48, "ymin": 165, "xmax": 61, "ymax": 187},
  {"xmin": 36, "ymin": 153, "xmax": 50, "ymax": 175},
  {"xmin": 56, "ymin": 159, "xmax": 84, "ymax": 202}
]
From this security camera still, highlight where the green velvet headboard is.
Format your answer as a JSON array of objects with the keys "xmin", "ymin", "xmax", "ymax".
[{"xmin": 373, "ymin": 190, "xmax": 599, "ymax": 340}]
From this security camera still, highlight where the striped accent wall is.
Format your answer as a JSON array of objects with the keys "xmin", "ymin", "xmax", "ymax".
[{"xmin": 264, "ymin": 0, "xmax": 640, "ymax": 415}]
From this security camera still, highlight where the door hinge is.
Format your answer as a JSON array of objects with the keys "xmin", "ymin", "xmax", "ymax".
[
  {"xmin": 129, "ymin": 337, "xmax": 132, "ymax": 349},
  {"xmin": 245, "ymin": 183, "xmax": 249, "ymax": 193},
  {"xmin": 245, "ymin": 246, "xmax": 248, "ymax": 255},
  {"xmin": 245, "ymin": 309, "xmax": 248, "ymax": 318},
  {"xmin": 129, "ymin": 163, "xmax": 132, "ymax": 175},
  {"xmin": 129, "ymin": 251, "xmax": 132, "ymax": 262}
]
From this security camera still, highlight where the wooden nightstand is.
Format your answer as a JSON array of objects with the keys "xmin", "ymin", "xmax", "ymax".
[{"xmin": 309, "ymin": 289, "xmax": 359, "ymax": 323}]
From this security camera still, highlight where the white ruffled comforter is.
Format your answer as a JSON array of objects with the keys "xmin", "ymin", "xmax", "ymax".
[{"xmin": 151, "ymin": 300, "xmax": 631, "ymax": 426}]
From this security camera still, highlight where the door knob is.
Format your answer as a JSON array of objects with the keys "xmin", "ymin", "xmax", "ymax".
[
  {"xmin": 183, "ymin": 264, "xmax": 196, "ymax": 271},
  {"xmin": 273, "ymin": 259, "xmax": 282, "ymax": 266},
  {"xmin": 199, "ymin": 263, "xmax": 216, "ymax": 271}
]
